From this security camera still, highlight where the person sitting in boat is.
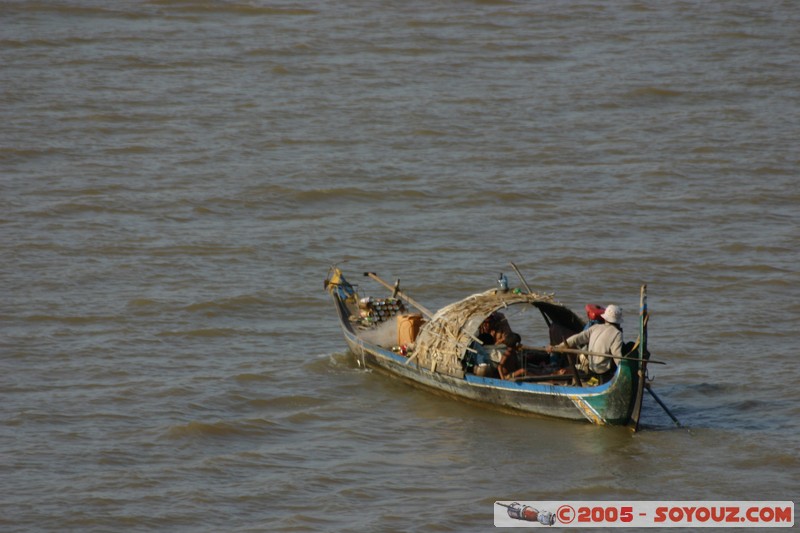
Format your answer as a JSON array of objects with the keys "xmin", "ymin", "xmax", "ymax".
[
  {"xmin": 549, "ymin": 303, "xmax": 606, "ymax": 368},
  {"xmin": 547, "ymin": 305, "xmax": 623, "ymax": 382},
  {"xmin": 498, "ymin": 333, "xmax": 526, "ymax": 380},
  {"xmin": 584, "ymin": 304, "xmax": 606, "ymax": 330},
  {"xmin": 465, "ymin": 332, "xmax": 498, "ymax": 377}
]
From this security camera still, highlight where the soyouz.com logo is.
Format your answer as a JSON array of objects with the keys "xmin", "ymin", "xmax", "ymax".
[{"xmin": 494, "ymin": 501, "xmax": 795, "ymax": 528}]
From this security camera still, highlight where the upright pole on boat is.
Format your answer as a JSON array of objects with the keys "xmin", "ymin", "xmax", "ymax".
[
  {"xmin": 509, "ymin": 262, "xmax": 533, "ymax": 294},
  {"xmin": 630, "ymin": 284, "xmax": 648, "ymax": 432},
  {"xmin": 363, "ymin": 272, "xmax": 434, "ymax": 319}
]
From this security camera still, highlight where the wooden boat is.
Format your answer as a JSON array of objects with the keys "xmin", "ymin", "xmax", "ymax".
[{"xmin": 325, "ymin": 266, "xmax": 655, "ymax": 429}]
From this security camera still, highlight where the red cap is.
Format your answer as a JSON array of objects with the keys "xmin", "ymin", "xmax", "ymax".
[{"xmin": 585, "ymin": 304, "xmax": 606, "ymax": 321}]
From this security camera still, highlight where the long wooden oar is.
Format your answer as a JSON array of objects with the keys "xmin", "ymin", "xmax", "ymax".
[
  {"xmin": 546, "ymin": 345, "xmax": 667, "ymax": 365},
  {"xmin": 645, "ymin": 383, "xmax": 682, "ymax": 427}
]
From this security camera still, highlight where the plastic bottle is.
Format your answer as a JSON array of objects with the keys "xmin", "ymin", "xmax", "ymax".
[{"xmin": 498, "ymin": 273, "xmax": 508, "ymax": 292}]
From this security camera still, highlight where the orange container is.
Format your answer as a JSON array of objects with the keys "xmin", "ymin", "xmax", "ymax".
[{"xmin": 397, "ymin": 314, "xmax": 425, "ymax": 345}]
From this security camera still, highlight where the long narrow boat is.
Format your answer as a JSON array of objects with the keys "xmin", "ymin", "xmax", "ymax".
[{"xmin": 325, "ymin": 266, "xmax": 653, "ymax": 429}]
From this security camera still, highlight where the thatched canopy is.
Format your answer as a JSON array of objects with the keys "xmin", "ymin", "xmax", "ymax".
[{"xmin": 412, "ymin": 289, "xmax": 561, "ymax": 377}]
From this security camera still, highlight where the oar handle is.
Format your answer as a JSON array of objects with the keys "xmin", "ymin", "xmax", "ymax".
[{"xmin": 546, "ymin": 345, "xmax": 666, "ymax": 365}]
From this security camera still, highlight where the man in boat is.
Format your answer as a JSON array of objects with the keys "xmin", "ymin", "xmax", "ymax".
[{"xmin": 547, "ymin": 305, "xmax": 623, "ymax": 382}]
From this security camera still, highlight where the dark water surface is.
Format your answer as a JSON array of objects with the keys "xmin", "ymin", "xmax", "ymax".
[{"xmin": 2, "ymin": 1, "xmax": 798, "ymax": 531}]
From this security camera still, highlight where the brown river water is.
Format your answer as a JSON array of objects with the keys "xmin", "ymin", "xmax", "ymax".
[{"xmin": 1, "ymin": 1, "xmax": 798, "ymax": 531}]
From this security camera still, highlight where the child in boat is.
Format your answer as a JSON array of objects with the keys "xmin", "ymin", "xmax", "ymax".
[{"xmin": 498, "ymin": 333, "xmax": 526, "ymax": 380}]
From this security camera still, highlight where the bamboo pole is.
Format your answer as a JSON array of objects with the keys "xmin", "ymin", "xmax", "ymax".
[
  {"xmin": 546, "ymin": 345, "xmax": 666, "ymax": 365},
  {"xmin": 509, "ymin": 261, "xmax": 533, "ymax": 293}
]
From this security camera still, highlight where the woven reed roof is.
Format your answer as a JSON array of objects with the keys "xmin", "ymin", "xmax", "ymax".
[{"xmin": 412, "ymin": 289, "xmax": 558, "ymax": 377}]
